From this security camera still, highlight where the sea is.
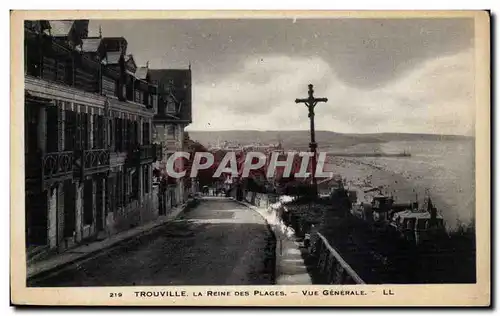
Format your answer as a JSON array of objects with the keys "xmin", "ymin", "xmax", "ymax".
[{"xmin": 326, "ymin": 139, "xmax": 476, "ymax": 229}]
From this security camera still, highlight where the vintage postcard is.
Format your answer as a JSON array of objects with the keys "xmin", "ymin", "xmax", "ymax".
[{"xmin": 10, "ymin": 10, "xmax": 490, "ymax": 306}]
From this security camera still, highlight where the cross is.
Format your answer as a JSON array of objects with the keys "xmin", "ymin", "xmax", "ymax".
[{"xmin": 295, "ymin": 84, "xmax": 328, "ymax": 196}]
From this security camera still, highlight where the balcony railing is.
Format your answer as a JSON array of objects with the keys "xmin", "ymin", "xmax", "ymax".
[
  {"xmin": 140, "ymin": 144, "xmax": 154, "ymax": 163},
  {"xmin": 41, "ymin": 151, "xmax": 74, "ymax": 188},
  {"xmin": 125, "ymin": 144, "xmax": 161, "ymax": 166},
  {"xmin": 82, "ymin": 148, "xmax": 110, "ymax": 175}
]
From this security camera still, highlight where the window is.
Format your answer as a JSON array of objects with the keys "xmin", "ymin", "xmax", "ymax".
[
  {"xmin": 144, "ymin": 167, "xmax": 150, "ymax": 193},
  {"xmin": 143, "ymin": 90, "xmax": 150, "ymax": 107},
  {"xmin": 133, "ymin": 121, "xmax": 138, "ymax": 148},
  {"xmin": 96, "ymin": 115, "xmax": 105, "ymax": 148},
  {"xmin": 114, "ymin": 118, "xmax": 123, "ymax": 152},
  {"xmin": 102, "ymin": 77, "xmax": 117, "ymax": 97},
  {"xmin": 108, "ymin": 119, "xmax": 113, "ymax": 149},
  {"xmin": 46, "ymin": 106, "xmax": 59, "ymax": 152},
  {"xmin": 124, "ymin": 120, "xmax": 130, "ymax": 150},
  {"xmin": 116, "ymin": 171, "xmax": 124, "ymax": 207},
  {"xmin": 131, "ymin": 170, "xmax": 139, "ymax": 201},
  {"xmin": 25, "ymin": 105, "xmax": 39, "ymax": 154},
  {"xmin": 166, "ymin": 97, "xmax": 176, "ymax": 113},
  {"xmin": 167, "ymin": 125, "xmax": 176, "ymax": 138},
  {"xmin": 64, "ymin": 110, "xmax": 76, "ymax": 151},
  {"xmin": 142, "ymin": 122, "xmax": 150, "ymax": 145},
  {"xmin": 83, "ymin": 180, "xmax": 93, "ymax": 225},
  {"xmin": 92, "ymin": 114, "xmax": 98, "ymax": 149},
  {"xmin": 152, "ymin": 125, "xmax": 158, "ymax": 141},
  {"xmin": 135, "ymin": 90, "xmax": 142, "ymax": 103},
  {"xmin": 152, "ymin": 95, "xmax": 157, "ymax": 110},
  {"xmin": 81, "ymin": 113, "xmax": 89, "ymax": 150}
]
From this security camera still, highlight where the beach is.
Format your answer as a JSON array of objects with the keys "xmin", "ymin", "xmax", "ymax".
[{"xmin": 324, "ymin": 140, "xmax": 475, "ymax": 230}]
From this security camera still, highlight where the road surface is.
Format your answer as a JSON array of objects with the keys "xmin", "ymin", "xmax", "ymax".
[{"xmin": 29, "ymin": 198, "xmax": 275, "ymax": 287}]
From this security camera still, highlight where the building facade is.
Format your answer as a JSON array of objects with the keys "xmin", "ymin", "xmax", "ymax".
[
  {"xmin": 149, "ymin": 69, "xmax": 193, "ymax": 211},
  {"xmin": 24, "ymin": 20, "xmax": 162, "ymax": 257}
]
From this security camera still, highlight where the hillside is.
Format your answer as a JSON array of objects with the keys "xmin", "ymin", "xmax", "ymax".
[{"xmin": 186, "ymin": 130, "xmax": 472, "ymax": 150}]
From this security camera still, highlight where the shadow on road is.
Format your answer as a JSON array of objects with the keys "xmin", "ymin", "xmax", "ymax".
[{"xmin": 29, "ymin": 199, "xmax": 276, "ymax": 287}]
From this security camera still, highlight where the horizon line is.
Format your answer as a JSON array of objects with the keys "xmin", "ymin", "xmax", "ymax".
[{"xmin": 184, "ymin": 129, "xmax": 473, "ymax": 137}]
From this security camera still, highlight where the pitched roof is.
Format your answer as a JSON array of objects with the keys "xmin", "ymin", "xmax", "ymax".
[
  {"xmin": 81, "ymin": 37, "xmax": 102, "ymax": 52},
  {"xmin": 149, "ymin": 69, "xmax": 190, "ymax": 85},
  {"xmin": 48, "ymin": 20, "xmax": 74, "ymax": 37},
  {"xmin": 126, "ymin": 54, "xmax": 135, "ymax": 64},
  {"xmin": 105, "ymin": 51, "xmax": 122, "ymax": 64},
  {"xmin": 149, "ymin": 69, "xmax": 192, "ymax": 123},
  {"xmin": 135, "ymin": 67, "xmax": 149, "ymax": 80}
]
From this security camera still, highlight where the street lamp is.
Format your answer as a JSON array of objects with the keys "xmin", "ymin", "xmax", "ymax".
[{"xmin": 295, "ymin": 84, "xmax": 328, "ymax": 197}]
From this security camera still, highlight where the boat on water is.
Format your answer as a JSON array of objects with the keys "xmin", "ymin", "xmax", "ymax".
[{"xmin": 399, "ymin": 149, "xmax": 411, "ymax": 157}]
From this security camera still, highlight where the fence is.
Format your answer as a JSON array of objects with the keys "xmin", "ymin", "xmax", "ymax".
[
  {"xmin": 309, "ymin": 232, "xmax": 365, "ymax": 284},
  {"xmin": 242, "ymin": 190, "xmax": 365, "ymax": 285}
]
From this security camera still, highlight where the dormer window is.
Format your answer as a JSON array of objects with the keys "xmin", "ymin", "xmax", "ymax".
[{"xmin": 166, "ymin": 95, "xmax": 176, "ymax": 113}]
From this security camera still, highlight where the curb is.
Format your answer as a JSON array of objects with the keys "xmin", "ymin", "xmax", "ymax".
[
  {"xmin": 27, "ymin": 200, "xmax": 196, "ymax": 283},
  {"xmin": 231, "ymin": 198, "xmax": 284, "ymax": 283}
]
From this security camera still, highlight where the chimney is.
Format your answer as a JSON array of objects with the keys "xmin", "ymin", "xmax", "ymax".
[{"xmin": 427, "ymin": 197, "xmax": 437, "ymax": 225}]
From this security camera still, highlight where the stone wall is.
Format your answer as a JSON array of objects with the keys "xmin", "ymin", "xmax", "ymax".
[
  {"xmin": 243, "ymin": 191, "xmax": 278, "ymax": 209},
  {"xmin": 105, "ymin": 192, "xmax": 158, "ymax": 235}
]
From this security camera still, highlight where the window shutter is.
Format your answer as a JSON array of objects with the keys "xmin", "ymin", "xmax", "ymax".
[
  {"xmin": 58, "ymin": 107, "xmax": 64, "ymax": 152},
  {"xmin": 124, "ymin": 170, "xmax": 128, "ymax": 204},
  {"xmin": 133, "ymin": 121, "xmax": 138, "ymax": 148},
  {"xmin": 92, "ymin": 113, "xmax": 98, "ymax": 149},
  {"xmin": 82, "ymin": 113, "xmax": 88, "ymax": 150},
  {"xmin": 125, "ymin": 120, "xmax": 130, "ymax": 150},
  {"xmin": 114, "ymin": 118, "xmax": 118, "ymax": 151},
  {"xmin": 46, "ymin": 106, "xmax": 59, "ymax": 152},
  {"xmin": 142, "ymin": 122, "xmax": 147, "ymax": 145},
  {"xmin": 108, "ymin": 118, "xmax": 113, "ymax": 150},
  {"xmin": 115, "ymin": 172, "xmax": 120, "ymax": 208},
  {"xmin": 120, "ymin": 118, "xmax": 125, "ymax": 152},
  {"xmin": 64, "ymin": 110, "xmax": 73, "ymax": 151},
  {"xmin": 115, "ymin": 118, "xmax": 121, "ymax": 152},
  {"xmin": 75, "ymin": 111, "xmax": 82, "ymax": 151},
  {"xmin": 98, "ymin": 115, "xmax": 104, "ymax": 148},
  {"xmin": 123, "ymin": 119, "xmax": 127, "ymax": 151}
]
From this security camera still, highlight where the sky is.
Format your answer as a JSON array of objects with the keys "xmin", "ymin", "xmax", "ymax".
[{"xmin": 89, "ymin": 18, "xmax": 475, "ymax": 135}]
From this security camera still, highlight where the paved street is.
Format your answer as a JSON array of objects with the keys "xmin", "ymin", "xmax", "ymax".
[{"xmin": 29, "ymin": 198, "xmax": 275, "ymax": 287}]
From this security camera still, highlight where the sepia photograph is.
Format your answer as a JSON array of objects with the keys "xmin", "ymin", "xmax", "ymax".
[{"xmin": 10, "ymin": 10, "xmax": 490, "ymax": 306}]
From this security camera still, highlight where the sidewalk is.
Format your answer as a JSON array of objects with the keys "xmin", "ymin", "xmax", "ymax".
[
  {"xmin": 27, "ymin": 202, "xmax": 191, "ymax": 280},
  {"xmin": 234, "ymin": 199, "xmax": 312, "ymax": 285}
]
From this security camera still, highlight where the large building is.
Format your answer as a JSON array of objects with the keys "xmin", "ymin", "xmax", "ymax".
[
  {"xmin": 149, "ymin": 68, "xmax": 193, "ymax": 209},
  {"xmin": 24, "ymin": 20, "xmax": 163, "ymax": 257}
]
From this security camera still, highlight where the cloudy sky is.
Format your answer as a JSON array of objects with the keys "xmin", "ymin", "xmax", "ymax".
[{"xmin": 89, "ymin": 18, "xmax": 475, "ymax": 135}]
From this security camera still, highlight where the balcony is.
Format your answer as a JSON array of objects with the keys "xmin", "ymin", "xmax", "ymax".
[
  {"xmin": 139, "ymin": 144, "xmax": 154, "ymax": 164},
  {"xmin": 81, "ymin": 148, "xmax": 110, "ymax": 176},
  {"xmin": 41, "ymin": 151, "xmax": 74, "ymax": 189},
  {"xmin": 154, "ymin": 143, "xmax": 163, "ymax": 162},
  {"xmin": 124, "ymin": 143, "xmax": 163, "ymax": 167}
]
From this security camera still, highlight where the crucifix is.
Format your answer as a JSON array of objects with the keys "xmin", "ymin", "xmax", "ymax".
[{"xmin": 295, "ymin": 84, "xmax": 328, "ymax": 196}]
